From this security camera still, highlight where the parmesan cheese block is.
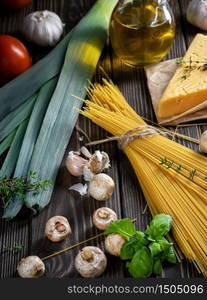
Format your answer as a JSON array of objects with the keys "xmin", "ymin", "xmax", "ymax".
[{"xmin": 157, "ymin": 34, "xmax": 207, "ymax": 119}]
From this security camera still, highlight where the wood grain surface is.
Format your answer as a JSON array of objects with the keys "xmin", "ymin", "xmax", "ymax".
[{"xmin": 0, "ymin": 0, "xmax": 205, "ymax": 278}]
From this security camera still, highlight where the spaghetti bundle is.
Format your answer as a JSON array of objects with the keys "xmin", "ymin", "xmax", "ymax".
[{"xmin": 81, "ymin": 79, "xmax": 207, "ymax": 276}]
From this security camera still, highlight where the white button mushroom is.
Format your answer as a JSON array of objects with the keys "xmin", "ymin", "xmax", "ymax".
[
  {"xmin": 92, "ymin": 207, "xmax": 117, "ymax": 230},
  {"xmin": 17, "ymin": 256, "xmax": 45, "ymax": 278},
  {"xmin": 199, "ymin": 130, "xmax": 207, "ymax": 153},
  {"xmin": 45, "ymin": 216, "xmax": 72, "ymax": 242},
  {"xmin": 88, "ymin": 173, "xmax": 115, "ymax": 201},
  {"xmin": 75, "ymin": 246, "xmax": 107, "ymax": 278},
  {"xmin": 104, "ymin": 234, "xmax": 126, "ymax": 257}
]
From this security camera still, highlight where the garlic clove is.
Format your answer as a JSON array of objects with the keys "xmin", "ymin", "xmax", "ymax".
[
  {"xmin": 88, "ymin": 173, "xmax": 115, "ymax": 201},
  {"xmin": 66, "ymin": 151, "xmax": 88, "ymax": 176},
  {"xmin": 199, "ymin": 130, "xmax": 207, "ymax": 153},
  {"xmin": 87, "ymin": 150, "xmax": 110, "ymax": 174},
  {"xmin": 80, "ymin": 146, "xmax": 92, "ymax": 159}
]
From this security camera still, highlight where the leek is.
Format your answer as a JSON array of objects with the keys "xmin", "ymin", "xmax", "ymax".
[
  {"xmin": 23, "ymin": 0, "xmax": 118, "ymax": 212},
  {"xmin": 0, "ymin": 129, "xmax": 16, "ymax": 156},
  {"xmin": 2, "ymin": 78, "xmax": 58, "ymax": 219},
  {"xmin": 0, "ymin": 94, "xmax": 37, "ymax": 142},
  {"xmin": 0, "ymin": 119, "xmax": 28, "ymax": 179},
  {"xmin": 0, "ymin": 32, "xmax": 72, "ymax": 121}
]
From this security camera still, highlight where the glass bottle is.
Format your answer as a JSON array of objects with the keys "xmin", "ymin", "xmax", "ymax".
[{"xmin": 109, "ymin": 0, "xmax": 176, "ymax": 67}]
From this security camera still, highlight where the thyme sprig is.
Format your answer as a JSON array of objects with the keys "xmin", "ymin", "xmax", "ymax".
[
  {"xmin": 176, "ymin": 57, "xmax": 207, "ymax": 79},
  {"xmin": 0, "ymin": 171, "xmax": 51, "ymax": 209},
  {"xmin": 1, "ymin": 243, "xmax": 24, "ymax": 254},
  {"xmin": 159, "ymin": 157, "xmax": 206, "ymax": 182}
]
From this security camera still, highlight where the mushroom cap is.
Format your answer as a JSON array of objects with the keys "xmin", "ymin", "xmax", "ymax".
[
  {"xmin": 17, "ymin": 256, "xmax": 45, "ymax": 278},
  {"xmin": 105, "ymin": 234, "xmax": 126, "ymax": 256},
  {"xmin": 75, "ymin": 246, "xmax": 107, "ymax": 278},
  {"xmin": 45, "ymin": 215, "xmax": 72, "ymax": 242},
  {"xmin": 88, "ymin": 173, "xmax": 115, "ymax": 201},
  {"xmin": 92, "ymin": 207, "xmax": 117, "ymax": 230}
]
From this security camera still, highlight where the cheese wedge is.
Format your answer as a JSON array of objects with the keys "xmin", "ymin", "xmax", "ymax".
[{"xmin": 157, "ymin": 34, "xmax": 207, "ymax": 119}]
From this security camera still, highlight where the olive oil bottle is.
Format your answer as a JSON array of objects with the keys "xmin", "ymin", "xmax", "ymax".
[{"xmin": 110, "ymin": 0, "xmax": 175, "ymax": 67}]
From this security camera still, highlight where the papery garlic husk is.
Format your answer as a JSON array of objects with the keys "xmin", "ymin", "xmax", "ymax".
[
  {"xmin": 21, "ymin": 10, "xmax": 65, "ymax": 47},
  {"xmin": 69, "ymin": 183, "xmax": 88, "ymax": 196},
  {"xmin": 199, "ymin": 130, "xmax": 207, "ymax": 153},
  {"xmin": 187, "ymin": 0, "xmax": 207, "ymax": 30},
  {"xmin": 66, "ymin": 151, "xmax": 88, "ymax": 176}
]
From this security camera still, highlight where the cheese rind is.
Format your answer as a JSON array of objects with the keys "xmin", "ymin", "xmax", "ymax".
[{"xmin": 157, "ymin": 34, "xmax": 207, "ymax": 119}]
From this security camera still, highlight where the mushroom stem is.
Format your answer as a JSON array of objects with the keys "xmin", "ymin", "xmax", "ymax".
[
  {"xmin": 81, "ymin": 249, "xmax": 94, "ymax": 261},
  {"xmin": 55, "ymin": 222, "xmax": 66, "ymax": 232},
  {"xmin": 98, "ymin": 209, "xmax": 110, "ymax": 219}
]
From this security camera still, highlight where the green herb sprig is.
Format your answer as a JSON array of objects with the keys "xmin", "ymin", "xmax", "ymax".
[
  {"xmin": 104, "ymin": 214, "xmax": 176, "ymax": 278},
  {"xmin": 176, "ymin": 57, "xmax": 207, "ymax": 79},
  {"xmin": 0, "ymin": 171, "xmax": 51, "ymax": 209},
  {"xmin": 159, "ymin": 157, "xmax": 207, "ymax": 181},
  {"xmin": 1, "ymin": 243, "xmax": 24, "ymax": 254}
]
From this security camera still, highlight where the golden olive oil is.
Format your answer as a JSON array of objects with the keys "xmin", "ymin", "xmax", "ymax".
[{"xmin": 110, "ymin": 0, "xmax": 175, "ymax": 67}]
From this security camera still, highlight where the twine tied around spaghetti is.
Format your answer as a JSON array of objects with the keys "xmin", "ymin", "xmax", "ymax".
[{"xmin": 86, "ymin": 125, "xmax": 170, "ymax": 150}]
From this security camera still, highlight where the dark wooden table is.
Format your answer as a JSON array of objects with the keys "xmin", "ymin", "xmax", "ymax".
[{"xmin": 0, "ymin": 0, "xmax": 205, "ymax": 278}]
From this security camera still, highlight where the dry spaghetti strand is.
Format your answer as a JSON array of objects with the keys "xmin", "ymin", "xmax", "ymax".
[{"xmin": 80, "ymin": 79, "xmax": 207, "ymax": 277}]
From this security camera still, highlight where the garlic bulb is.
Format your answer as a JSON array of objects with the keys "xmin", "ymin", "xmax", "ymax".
[
  {"xmin": 187, "ymin": 0, "xmax": 207, "ymax": 30},
  {"xmin": 21, "ymin": 10, "xmax": 64, "ymax": 47},
  {"xmin": 199, "ymin": 130, "xmax": 207, "ymax": 153}
]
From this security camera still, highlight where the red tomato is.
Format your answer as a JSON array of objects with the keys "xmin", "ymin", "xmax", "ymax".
[
  {"xmin": 0, "ymin": 0, "xmax": 32, "ymax": 9},
  {"xmin": 0, "ymin": 35, "xmax": 32, "ymax": 85}
]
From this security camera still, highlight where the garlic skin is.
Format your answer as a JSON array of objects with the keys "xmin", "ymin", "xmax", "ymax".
[
  {"xmin": 187, "ymin": 0, "xmax": 207, "ymax": 30},
  {"xmin": 199, "ymin": 130, "xmax": 207, "ymax": 153},
  {"xmin": 21, "ymin": 10, "xmax": 64, "ymax": 47}
]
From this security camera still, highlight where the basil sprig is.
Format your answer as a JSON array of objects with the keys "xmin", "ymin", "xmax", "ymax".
[{"xmin": 104, "ymin": 213, "xmax": 176, "ymax": 278}]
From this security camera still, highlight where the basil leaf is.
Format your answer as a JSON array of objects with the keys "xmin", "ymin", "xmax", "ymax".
[
  {"xmin": 149, "ymin": 242, "xmax": 162, "ymax": 257},
  {"xmin": 133, "ymin": 231, "xmax": 148, "ymax": 245},
  {"xmin": 156, "ymin": 237, "xmax": 171, "ymax": 253},
  {"xmin": 153, "ymin": 259, "xmax": 162, "ymax": 275},
  {"xmin": 120, "ymin": 239, "xmax": 142, "ymax": 260},
  {"xmin": 145, "ymin": 214, "xmax": 172, "ymax": 238},
  {"xmin": 164, "ymin": 245, "xmax": 177, "ymax": 264},
  {"xmin": 127, "ymin": 246, "xmax": 153, "ymax": 278},
  {"xmin": 104, "ymin": 218, "xmax": 136, "ymax": 238}
]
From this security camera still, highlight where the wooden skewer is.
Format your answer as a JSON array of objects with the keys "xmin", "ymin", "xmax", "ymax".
[{"xmin": 41, "ymin": 218, "xmax": 137, "ymax": 261}]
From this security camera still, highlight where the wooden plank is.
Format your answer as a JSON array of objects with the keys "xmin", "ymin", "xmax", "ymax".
[
  {"xmin": 0, "ymin": 0, "xmax": 205, "ymax": 279},
  {"xmin": 0, "ymin": 1, "xmax": 35, "ymax": 278},
  {"xmin": 29, "ymin": 0, "xmax": 124, "ymax": 278},
  {"xmin": 110, "ymin": 0, "xmax": 201, "ymax": 278}
]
